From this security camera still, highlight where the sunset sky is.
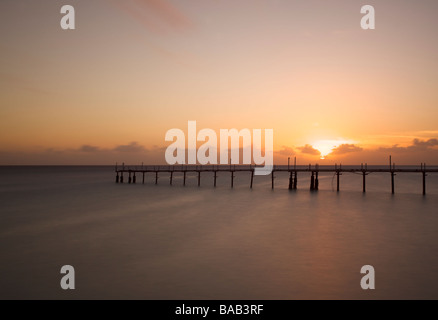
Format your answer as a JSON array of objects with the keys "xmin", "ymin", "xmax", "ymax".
[{"xmin": 1, "ymin": 0, "xmax": 438, "ymax": 165}]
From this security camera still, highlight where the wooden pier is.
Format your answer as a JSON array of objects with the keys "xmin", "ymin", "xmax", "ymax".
[{"xmin": 114, "ymin": 158, "xmax": 437, "ymax": 195}]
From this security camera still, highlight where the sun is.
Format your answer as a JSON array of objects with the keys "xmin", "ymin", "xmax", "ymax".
[{"xmin": 312, "ymin": 140, "xmax": 350, "ymax": 160}]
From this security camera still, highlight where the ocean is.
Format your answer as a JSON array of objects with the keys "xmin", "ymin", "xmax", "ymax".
[{"xmin": 0, "ymin": 165, "xmax": 437, "ymax": 299}]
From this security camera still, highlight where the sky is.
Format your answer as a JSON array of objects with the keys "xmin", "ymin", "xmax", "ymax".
[{"xmin": 1, "ymin": 0, "xmax": 438, "ymax": 165}]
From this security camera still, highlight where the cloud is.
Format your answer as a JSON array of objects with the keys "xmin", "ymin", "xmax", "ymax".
[
  {"xmin": 113, "ymin": 141, "xmax": 147, "ymax": 153},
  {"xmin": 111, "ymin": 0, "xmax": 193, "ymax": 33},
  {"xmin": 298, "ymin": 144, "xmax": 320, "ymax": 156},
  {"xmin": 44, "ymin": 142, "xmax": 149, "ymax": 154},
  {"xmin": 145, "ymin": 0, "xmax": 192, "ymax": 28},
  {"xmin": 45, "ymin": 148, "xmax": 64, "ymax": 154},
  {"xmin": 331, "ymin": 144, "xmax": 363, "ymax": 155},
  {"xmin": 413, "ymin": 138, "xmax": 438, "ymax": 148},
  {"xmin": 275, "ymin": 146, "xmax": 295, "ymax": 156},
  {"xmin": 79, "ymin": 145, "xmax": 101, "ymax": 153},
  {"xmin": 378, "ymin": 138, "xmax": 438, "ymax": 153}
]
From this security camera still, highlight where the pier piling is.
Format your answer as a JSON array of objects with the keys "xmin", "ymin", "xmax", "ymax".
[
  {"xmin": 315, "ymin": 170, "xmax": 319, "ymax": 191},
  {"xmin": 391, "ymin": 163, "xmax": 395, "ymax": 194},
  {"xmin": 310, "ymin": 172, "xmax": 315, "ymax": 190},
  {"xmin": 362, "ymin": 171, "xmax": 366, "ymax": 193},
  {"xmin": 293, "ymin": 171, "xmax": 298, "ymax": 189},
  {"xmin": 423, "ymin": 163, "xmax": 427, "ymax": 195},
  {"xmin": 271, "ymin": 171, "xmax": 275, "ymax": 189}
]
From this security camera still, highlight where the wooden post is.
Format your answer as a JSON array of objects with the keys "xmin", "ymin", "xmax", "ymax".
[
  {"xmin": 155, "ymin": 172, "xmax": 158, "ymax": 185},
  {"xmin": 170, "ymin": 171, "xmax": 173, "ymax": 185},
  {"xmin": 288, "ymin": 171, "xmax": 293, "ymax": 190},
  {"xmin": 142, "ymin": 172, "xmax": 145, "ymax": 184},
  {"xmin": 293, "ymin": 158, "xmax": 297, "ymax": 189},
  {"xmin": 214, "ymin": 171, "xmax": 217, "ymax": 187},
  {"xmin": 391, "ymin": 164, "xmax": 395, "ymax": 194},
  {"xmin": 231, "ymin": 171, "xmax": 234, "ymax": 188},
  {"xmin": 293, "ymin": 171, "xmax": 298, "ymax": 189},
  {"xmin": 271, "ymin": 171, "xmax": 274, "ymax": 189},
  {"xmin": 116, "ymin": 172, "xmax": 119, "ymax": 183},
  {"xmin": 310, "ymin": 172, "xmax": 315, "ymax": 190},
  {"xmin": 423, "ymin": 171, "xmax": 426, "ymax": 195},
  {"xmin": 315, "ymin": 170, "xmax": 319, "ymax": 190},
  {"xmin": 120, "ymin": 173, "xmax": 124, "ymax": 183},
  {"xmin": 423, "ymin": 163, "xmax": 426, "ymax": 196},
  {"xmin": 133, "ymin": 173, "xmax": 136, "ymax": 184},
  {"xmin": 183, "ymin": 171, "xmax": 186, "ymax": 186},
  {"xmin": 128, "ymin": 171, "xmax": 132, "ymax": 184},
  {"xmin": 198, "ymin": 171, "xmax": 201, "ymax": 187},
  {"xmin": 336, "ymin": 171, "xmax": 340, "ymax": 192},
  {"xmin": 250, "ymin": 170, "xmax": 254, "ymax": 189},
  {"xmin": 391, "ymin": 172, "xmax": 395, "ymax": 194},
  {"xmin": 362, "ymin": 171, "xmax": 366, "ymax": 193}
]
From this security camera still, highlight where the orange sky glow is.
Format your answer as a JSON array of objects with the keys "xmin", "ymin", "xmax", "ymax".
[{"xmin": 1, "ymin": 0, "xmax": 438, "ymax": 165}]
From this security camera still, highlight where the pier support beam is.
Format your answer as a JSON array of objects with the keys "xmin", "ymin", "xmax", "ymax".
[
  {"xmin": 250, "ymin": 170, "xmax": 254, "ymax": 189},
  {"xmin": 423, "ymin": 170, "xmax": 426, "ymax": 196},
  {"xmin": 120, "ymin": 174, "xmax": 124, "ymax": 183},
  {"xmin": 155, "ymin": 172, "xmax": 158, "ymax": 185},
  {"xmin": 116, "ymin": 173, "xmax": 119, "ymax": 183},
  {"xmin": 214, "ymin": 171, "xmax": 217, "ymax": 187},
  {"xmin": 315, "ymin": 171, "xmax": 319, "ymax": 190},
  {"xmin": 183, "ymin": 171, "xmax": 186, "ymax": 186},
  {"xmin": 142, "ymin": 172, "xmax": 145, "ymax": 184},
  {"xmin": 310, "ymin": 172, "xmax": 315, "ymax": 190},
  {"xmin": 128, "ymin": 172, "xmax": 132, "ymax": 184},
  {"xmin": 133, "ymin": 173, "xmax": 136, "ymax": 184},
  {"xmin": 231, "ymin": 171, "xmax": 234, "ymax": 188},
  {"xmin": 198, "ymin": 171, "xmax": 201, "ymax": 187},
  {"xmin": 293, "ymin": 172, "xmax": 298, "ymax": 189},
  {"xmin": 362, "ymin": 172, "xmax": 366, "ymax": 193},
  {"xmin": 271, "ymin": 171, "xmax": 275, "ymax": 189},
  {"xmin": 391, "ymin": 171, "xmax": 395, "ymax": 194},
  {"xmin": 390, "ymin": 156, "xmax": 395, "ymax": 194},
  {"xmin": 288, "ymin": 172, "xmax": 293, "ymax": 190},
  {"xmin": 336, "ymin": 171, "xmax": 340, "ymax": 192},
  {"xmin": 170, "ymin": 172, "xmax": 173, "ymax": 185}
]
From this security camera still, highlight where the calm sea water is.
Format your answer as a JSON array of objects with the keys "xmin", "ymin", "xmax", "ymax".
[{"xmin": 0, "ymin": 166, "xmax": 437, "ymax": 299}]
